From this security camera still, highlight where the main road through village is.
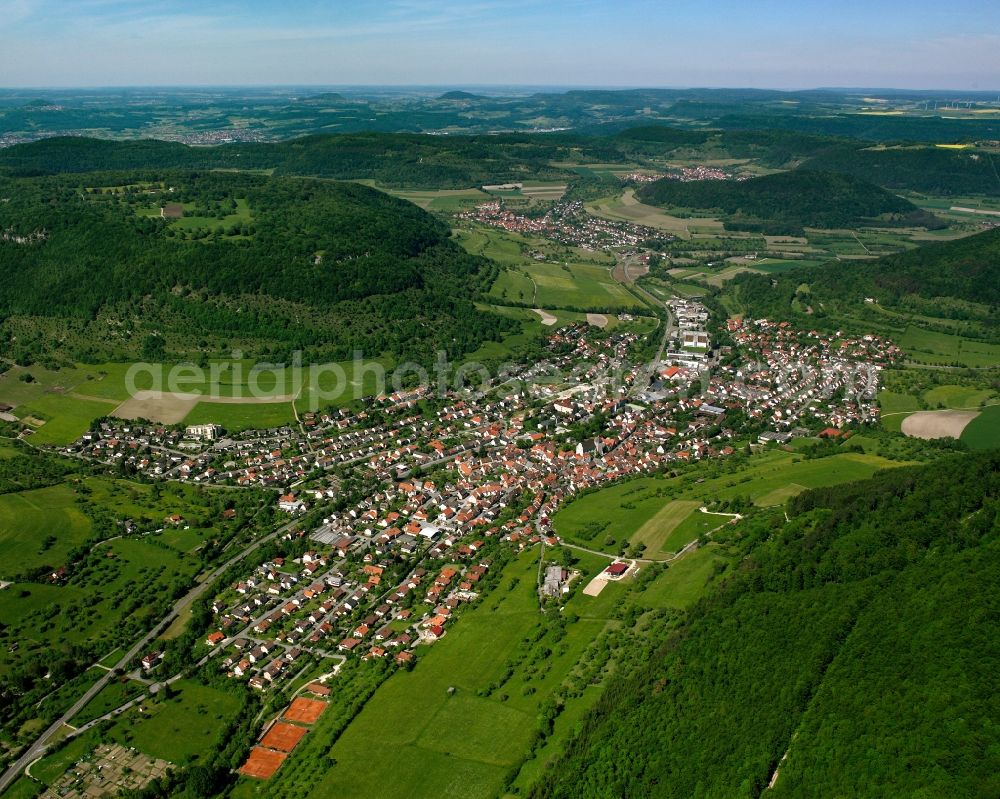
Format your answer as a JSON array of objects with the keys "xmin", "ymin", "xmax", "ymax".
[{"xmin": 0, "ymin": 518, "xmax": 299, "ymax": 795}]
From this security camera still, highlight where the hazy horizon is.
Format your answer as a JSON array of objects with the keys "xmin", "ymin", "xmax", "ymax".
[{"xmin": 2, "ymin": 0, "xmax": 999, "ymax": 90}]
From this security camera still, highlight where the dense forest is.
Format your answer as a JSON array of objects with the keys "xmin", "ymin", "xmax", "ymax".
[
  {"xmin": 715, "ymin": 111, "xmax": 1000, "ymax": 143},
  {"xmin": 2, "ymin": 127, "xmax": 997, "ymax": 197},
  {"xmin": 0, "ymin": 171, "xmax": 514, "ymax": 363},
  {"xmin": 532, "ymin": 452, "xmax": 1000, "ymax": 798},
  {"xmin": 0, "ymin": 134, "xmax": 590, "ymax": 188},
  {"xmin": 636, "ymin": 170, "xmax": 940, "ymax": 234},
  {"xmin": 800, "ymin": 144, "xmax": 1000, "ymax": 196},
  {"xmin": 724, "ymin": 227, "xmax": 1000, "ymax": 337}
]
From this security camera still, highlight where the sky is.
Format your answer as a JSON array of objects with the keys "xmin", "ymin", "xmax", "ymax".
[{"xmin": 1, "ymin": 0, "xmax": 998, "ymax": 90}]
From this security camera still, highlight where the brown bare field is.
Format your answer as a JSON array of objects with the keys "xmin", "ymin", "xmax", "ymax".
[
  {"xmin": 586, "ymin": 313, "xmax": 609, "ymax": 328},
  {"xmin": 582, "ymin": 576, "xmax": 608, "ymax": 596},
  {"xmin": 239, "ymin": 747, "xmax": 287, "ymax": 779},
  {"xmin": 901, "ymin": 410, "xmax": 980, "ymax": 440},
  {"xmin": 532, "ymin": 308, "xmax": 557, "ymax": 326},
  {"xmin": 113, "ymin": 390, "xmax": 200, "ymax": 424},
  {"xmin": 261, "ymin": 721, "xmax": 308, "ymax": 753},
  {"xmin": 113, "ymin": 389, "xmax": 298, "ymax": 424},
  {"xmin": 283, "ymin": 697, "xmax": 327, "ymax": 724}
]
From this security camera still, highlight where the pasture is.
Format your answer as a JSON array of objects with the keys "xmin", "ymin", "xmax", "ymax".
[
  {"xmin": 306, "ymin": 553, "xmax": 552, "ymax": 799},
  {"xmin": 554, "ymin": 450, "xmax": 906, "ymax": 553},
  {"xmin": 108, "ymin": 680, "xmax": 243, "ymax": 764},
  {"xmin": 587, "ymin": 189, "xmax": 725, "ymax": 240},
  {"xmin": 961, "ymin": 404, "xmax": 1000, "ymax": 450},
  {"xmin": 899, "ymin": 326, "xmax": 1000, "ymax": 368},
  {"xmin": 0, "ymin": 483, "xmax": 93, "ymax": 578},
  {"xmin": 629, "ymin": 500, "xmax": 701, "ymax": 555},
  {"xmin": 489, "ymin": 260, "xmax": 645, "ymax": 309}
]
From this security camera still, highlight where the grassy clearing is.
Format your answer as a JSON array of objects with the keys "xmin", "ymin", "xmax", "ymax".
[{"xmin": 0, "ymin": 484, "xmax": 93, "ymax": 578}]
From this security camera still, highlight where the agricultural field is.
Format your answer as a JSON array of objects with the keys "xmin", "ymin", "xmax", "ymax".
[
  {"xmin": 383, "ymin": 187, "xmax": 491, "ymax": 212},
  {"xmin": 898, "ymin": 326, "xmax": 1000, "ymax": 367},
  {"xmin": 453, "ymin": 225, "xmax": 616, "ymax": 268},
  {"xmin": 628, "ymin": 499, "xmax": 701, "ymax": 555},
  {"xmin": 0, "ymin": 483, "xmax": 93, "ymax": 578},
  {"xmin": 0, "ymin": 354, "xmax": 401, "ymax": 438},
  {"xmin": 960, "ymin": 404, "xmax": 1000, "ymax": 450},
  {"xmin": 554, "ymin": 450, "xmax": 906, "ymax": 553},
  {"xmin": 489, "ymin": 261, "xmax": 645, "ymax": 311},
  {"xmin": 273, "ymin": 538, "xmax": 737, "ymax": 799},
  {"xmin": 587, "ymin": 189, "xmax": 724, "ymax": 239}
]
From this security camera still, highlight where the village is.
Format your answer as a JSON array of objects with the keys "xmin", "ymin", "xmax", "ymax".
[
  {"xmin": 57, "ymin": 301, "xmax": 900, "ymax": 697},
  {"xmin": 457, "ymin": 199, "xmax": 667, "ymax": 250}
]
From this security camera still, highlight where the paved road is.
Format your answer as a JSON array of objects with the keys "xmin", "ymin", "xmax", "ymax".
[{"xmin": 0, "ymin": 518, "xmax": 297, "ymax": 795}]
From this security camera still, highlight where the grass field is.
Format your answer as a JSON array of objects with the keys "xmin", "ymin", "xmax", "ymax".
[
  {"xmin": 181, "ymin": 399, "xmax": 297, "ymax": 431},
  {"xmin": 108, "ymin": 680, "xmax": 243, "ymax": 764},
  {"xmin": 305, "ymin": 553, "xmax": 554, "ymax": 799},
  {"xmin": 961, "ymin": 404, "xmax": 1000, "ymax": 450},
  {"xmin": 0, "ymin": 483, "xmax": 93, "ymax": 578},
  {"xmin": 0, "ymin": 354, "xmax": 399, "ymax": 438},
  {"xmin": 899, "ymin": 326, "xmax": 1000, "ymax": 368},
  {"xmin": 17, "ymin": 394, "xmax": 118, "ymax": 445},
  {"xmin": 69, "ymin": 677, "xmax": 145, "ymax": 726},
  {"xmin": 586, "ymin": 190, "xmax": 725, "ymax": 240},
  {"xmin": 554, "ymin": 451, "xmax": 906, "ymax": 552},
  {"xmin": 629, "ymin": 500, "xmax": 701, "ymax": 555}
]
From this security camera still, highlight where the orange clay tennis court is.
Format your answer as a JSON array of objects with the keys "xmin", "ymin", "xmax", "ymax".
[
  {"xmin": 283, "ymin": 697, "xmax": 327, "ymax": 724},
  {"xmin": 260, "ymin": 721, "xmax": 308, "ymax": 753},
  {"xmin": 239, "ymin": 747, "xmax": 287, "ymax": 779}
]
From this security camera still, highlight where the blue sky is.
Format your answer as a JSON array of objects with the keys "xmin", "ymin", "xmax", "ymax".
[{"xmin": 1, "ymin": 0, "xmax": 998, "ymax": 89}]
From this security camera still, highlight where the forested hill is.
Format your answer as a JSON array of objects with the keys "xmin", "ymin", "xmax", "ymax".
[
  {"xmin": 0, "ymin": 171, "xmax": 513, "ymax": 363},
  {"xmin": 532, "ymin": 451, "xmax": 1000, "ymax": 798},
  {"xmin": 635, "ymin": 169, "xmax": 940, "ymax": 235},
  {"xmin": 724, "ymin": 227, "xmax": 1000, "ymax": 337},
  {"xmin": 0, "ymin": 134, "xmax": 581, "ymax": 188},
  {"xmin": 2, "ymin": 130, "xmax": 997, "ymax": 197}
]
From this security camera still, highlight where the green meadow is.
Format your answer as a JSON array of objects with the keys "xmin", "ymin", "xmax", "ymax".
[
  {"xmin": 0, "ymin": 483, "xmax": 93, "ymax": 577},
  {"xmin": 961, "ymin": 405, "xmax": 1000, "ymax": 451},
  {"xmin": 554, "ymin": 450, "xmax": 906, "ymax": 553}
]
